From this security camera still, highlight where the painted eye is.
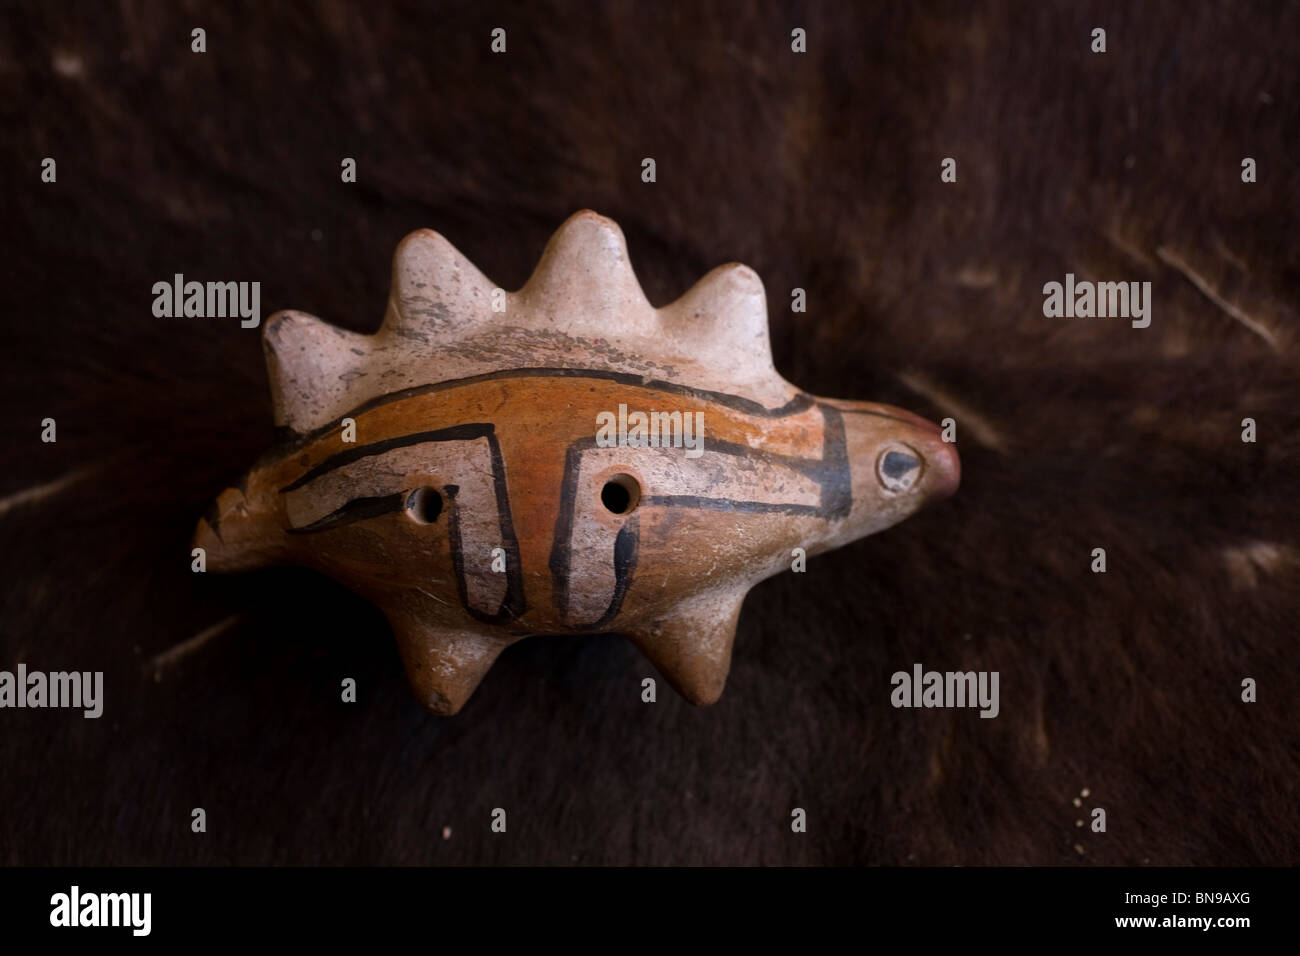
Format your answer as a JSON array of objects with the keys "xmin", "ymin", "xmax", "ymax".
[{"xmin": 876, "ymin": 444, "xmax": 922, "ymax": 493}]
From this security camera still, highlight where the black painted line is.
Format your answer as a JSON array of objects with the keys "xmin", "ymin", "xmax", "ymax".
[
  {"xmin": 480, "ymin": 430, "xmax": 528, "ymax": 622},
  {"xmin": 548, "ymin": 436, "xmax": 599, "ymax": 621},
  {"xmin": 588, "ymin": 516, "xmax": 640, "ymax": 630},
  {"xmin": 638, "ymin": 495, "xmax": 823, "ymax": 516},
  {"xmin": 262, "ymin": 366, "xmax": 817, "ymax": 464},
  {"xmin": 280, "ymin": 423, "xmax": 495, "ymax": 493},
  {"xmin": 662, "ymin": 434, "xmax": 831, "ymax": 483},
  {"xmin": 816, "ymin": 404, "xmax": 854, "ymax": 520},
  {"xmin": 287, "ymin": 492, "xmax": 407, "ymax": 534}
]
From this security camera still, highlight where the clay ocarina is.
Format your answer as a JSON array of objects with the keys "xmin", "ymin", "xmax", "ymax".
[{"xmin": 194, "ymin": 211, "xmax": 959, "ymax": 713}]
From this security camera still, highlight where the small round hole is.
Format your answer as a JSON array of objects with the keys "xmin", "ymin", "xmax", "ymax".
[
  {"xmin": 600, "ymin": 474, "xmax": 640, "ymax": 515},
  {"xmin": 406, "ymin": 486, "xmax": 443, "ymax": 524}
]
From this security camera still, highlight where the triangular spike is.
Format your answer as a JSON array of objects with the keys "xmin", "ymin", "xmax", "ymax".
[
  {"xmin": 262, "ymin": 309, "xmax": 372, "ymax": 432},
  {"xmin": 624, "ymin": 587, "xmax": 749, "ymax": 706},
  {"xmin": 518, "ymin": 210, "xmax": 657, "ymax": 337},
  {"xmin": 388, "ymin": 612, "xmax": 514, "ymax": 715},
  {"xmin": 658, "ymin": 262, "xmax": 778, "ymax": 394},
  {"xmin": 381, "ymin": 228, "xmax": 497, "ymax": 338}
]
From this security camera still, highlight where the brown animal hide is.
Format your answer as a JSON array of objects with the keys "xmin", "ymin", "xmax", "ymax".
[{"xmin": 1, "ymin": 0, "xmax": 1297, "ymax": 865}]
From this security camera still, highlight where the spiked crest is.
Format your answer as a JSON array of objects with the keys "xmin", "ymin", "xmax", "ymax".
[{"xmin": 265, "ymin": 211, "xmax": 794, "ymax": 436}]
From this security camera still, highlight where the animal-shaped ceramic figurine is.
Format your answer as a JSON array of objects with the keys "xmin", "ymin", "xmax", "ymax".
[{"xmin": 194, "ymin": 211, "xmax": 960, "ymax": 714}]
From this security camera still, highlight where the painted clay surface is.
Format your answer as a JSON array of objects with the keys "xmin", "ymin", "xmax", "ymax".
[{"xmin": 194, "ymin": 211, "xmax": 960, "ymax": 713}]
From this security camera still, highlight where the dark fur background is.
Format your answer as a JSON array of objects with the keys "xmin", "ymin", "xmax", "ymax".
[{"xmin": 2, "ymin": 0, "xmax": 1297, "ymax": 865}]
